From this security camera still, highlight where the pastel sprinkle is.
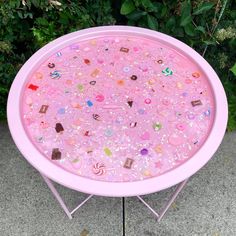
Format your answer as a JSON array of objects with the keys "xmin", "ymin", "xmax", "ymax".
[
  {"xmin": 87, "ymin": 100, "xmax": 93, "ymax": 107},
  {"xmin": 104, "ymin": 147, "xmax": 112, "ymax": 156}
]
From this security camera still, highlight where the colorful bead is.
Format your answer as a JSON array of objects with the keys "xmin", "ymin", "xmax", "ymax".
[{"xmin": 140, "ymin": 148, "xmax": 148, "ymax": 155}]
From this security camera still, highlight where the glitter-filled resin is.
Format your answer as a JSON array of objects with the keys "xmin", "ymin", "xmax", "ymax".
[{"xmin": 22, "ymin": 35, "xmax": 214, "ymax": 182}]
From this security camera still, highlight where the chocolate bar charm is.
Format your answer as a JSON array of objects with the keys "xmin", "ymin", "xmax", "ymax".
[
  {"xmin": 124, "ymin": 158, "xmax": 134, "ymax": 169},
  {"xmin": 39, "ymin": 105, "xmax": 49, "ymax": 113},
  {"xmin": 191, "ymin": 100, "xmax": 202, "ymax": 107},
  {"xmin": 55, "ymin": 123, "xmax": 64, "ymax": 133},
  {"xmin": 120, "ymin": 47, "xmax": 129, "ymax": 53},
  {"xmin": 51, "ymin": 148, "xmax": 61, "ymax": 160}
]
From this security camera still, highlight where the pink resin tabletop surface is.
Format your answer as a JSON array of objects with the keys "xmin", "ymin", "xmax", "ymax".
[{"xmin": 7, "ymin": 26, "xmax": 228, "ymax": 197}]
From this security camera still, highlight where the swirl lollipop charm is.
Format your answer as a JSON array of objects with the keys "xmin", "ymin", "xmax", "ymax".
[{"xmin": 93, "ymin": 162, "xmax": 106, "ymax": 176}]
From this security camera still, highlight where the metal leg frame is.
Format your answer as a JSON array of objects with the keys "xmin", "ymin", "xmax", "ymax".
[
  {"xmin": 137, "ymin": 178, "xmax": 189, "ymax": 221},
  {"xmin": 41, "ymin": 174, "xmax": 93, "ymax": 219},
  {"xmin": 41, "ymin": 173, "xmax": 188, "ymax": 222}
]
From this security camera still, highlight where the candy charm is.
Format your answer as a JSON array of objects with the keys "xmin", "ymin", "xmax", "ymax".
[
  {"xmin": 93, "ymin": 163, "xmax": 106, "ymax": 175},
  {"xmin": 48, "ymin": 63, "xmax": 55, "ymax": 68},
  {"xmin": 28, "ymin": 84, "xmax": 39, "ymax": 91},
  {"xmin": 50, "ymin": 70, "xmax": 61, "ymax": 79},
  {"xmin": 162, "ymin": 67, "xmax": 173, "ymax": 76}
]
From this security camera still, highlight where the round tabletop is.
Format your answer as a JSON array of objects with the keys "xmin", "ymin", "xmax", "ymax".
[{"xmin": 7, "ymin": 26, "xmax": 228, "ymax": 197}]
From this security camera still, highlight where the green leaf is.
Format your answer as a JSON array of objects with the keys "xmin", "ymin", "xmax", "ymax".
[
  {"xmin": 193, "ymin": 2, "xmax": 214, "ymax": 15},
  {"xmin": 203, "ymin": 40, "xmax": 216, "ymax": 46},
  {"xmin": 126, "ymin": 10, "xmax": 147, "ymax": 21},
  {"xmin": 230, "ymin": 63, "xmax": 236, "ymax": 76},
  {"xmin": 195, "ymin": 26, "xmax": 205, "ymax": 34},
  {"xmin": 166, "ymin": 16, "xmax": 176, "ymax": 31},
  {"xmin": 147, "ymin": 14, "xmax": 158, "ymax": 30},
  {"xmin": 141, "ymin": 0, "xmax": 154, "ymax": 10},
  {"xmin": 120, "ymin": 0, "xmax": 135, "ymax": 15},
  {"xmin": 180, "ymin": 1, "xmax": 192, "ymax": 27},
  {"xmin": 184, "ymin": 23, "xmax": 196, "ymax": 36}
]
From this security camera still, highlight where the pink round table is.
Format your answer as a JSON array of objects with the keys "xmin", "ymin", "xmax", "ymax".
[{"xmin": 7, "ymin": 26, "xmax": 227, "ymax": 222}]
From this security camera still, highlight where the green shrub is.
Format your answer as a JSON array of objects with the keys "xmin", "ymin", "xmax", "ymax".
[{"xmin": 0, "ymin": 0, "xmax": 235, "ymax": 130}]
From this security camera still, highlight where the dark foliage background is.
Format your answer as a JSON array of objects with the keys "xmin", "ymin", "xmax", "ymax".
[{"xmin": 0, "ymin": 0, "xmax": 235, "ymax": 130}]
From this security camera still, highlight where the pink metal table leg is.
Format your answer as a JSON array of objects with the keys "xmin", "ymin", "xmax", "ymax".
[
  {"xmin": 41, "ymin": 173, "xmax": 188, "ymax": 222},
  {"xmin": 137, "ymin": 178, "xmax": 189, "ymax": 221},
  {"xmin": 158, "ymin": 178, "xmax": 188, "ymax": 221},
  {"xmin": 41, "ymin": 174, "xmax": 93, "ymax": 219}
]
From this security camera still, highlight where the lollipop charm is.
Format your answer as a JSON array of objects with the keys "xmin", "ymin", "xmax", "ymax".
[{"xmin": 93, "ymin": 162, "xmax": 106, "ymax": 176}]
